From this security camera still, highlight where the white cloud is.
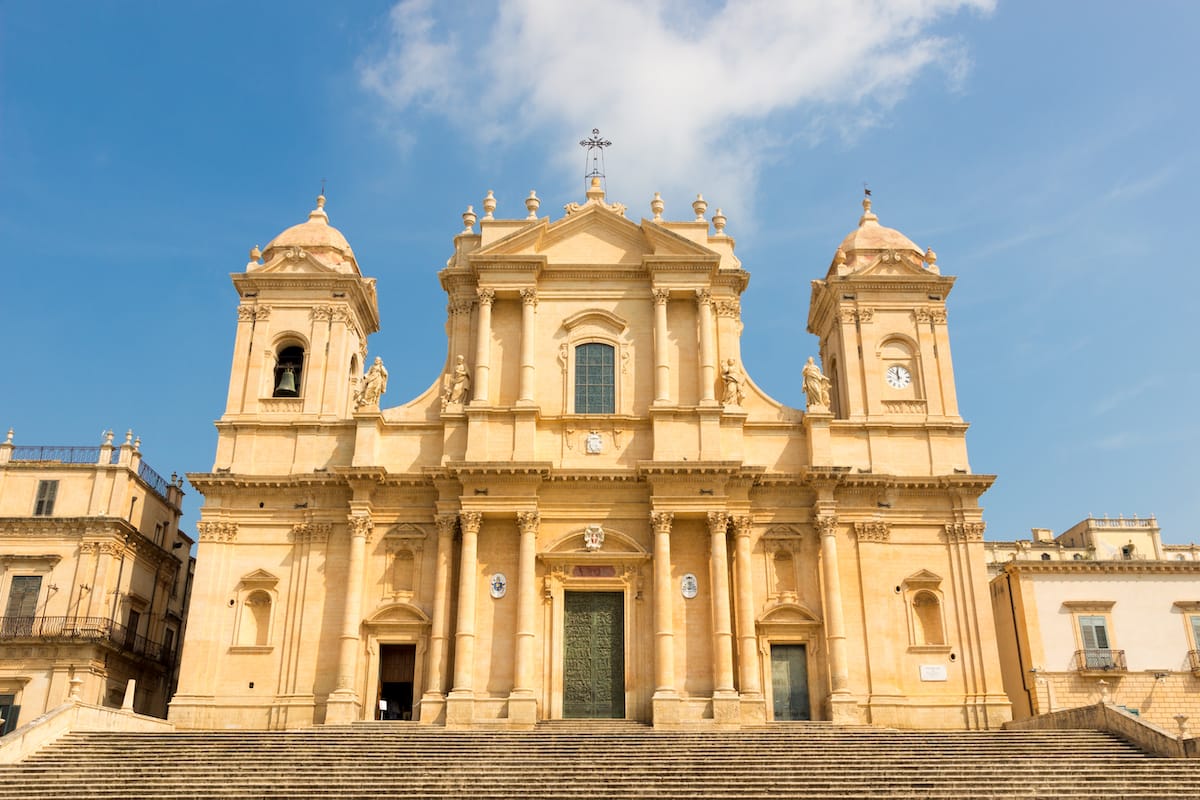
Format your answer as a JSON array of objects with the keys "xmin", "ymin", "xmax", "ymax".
[{"xmin": 361, "ymin": 0, "xmax": 994, "ymax": 219}]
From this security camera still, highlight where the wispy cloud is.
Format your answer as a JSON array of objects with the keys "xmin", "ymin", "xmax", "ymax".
[
  {"xmin": 360, "ymin": 0, "xmax": 994, "ymax": 218},
  {"xmin": 1091, "ymin": 376, "xmax": 1161, "ymax": 417}
]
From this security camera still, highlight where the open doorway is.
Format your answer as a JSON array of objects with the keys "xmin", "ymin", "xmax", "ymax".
[{"xmin": 377, "ymin": 644, "xmax": 415, "ymax": 720}]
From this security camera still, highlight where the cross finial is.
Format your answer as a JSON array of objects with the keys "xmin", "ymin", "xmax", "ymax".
[
  {"xmin": 580, "ymin": 127, "xmax": 612, "ymax": 194},
  {"xmin": 863, "ymin": 182, "xmax": 871, "ymax": 197},
  {"xmin": 320, "ymin": 177, "xmax": 326, "ymax": 198}
]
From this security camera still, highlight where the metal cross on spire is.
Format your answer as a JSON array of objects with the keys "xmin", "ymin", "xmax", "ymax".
[{"xmin": 580, "ymin": 128, "xmax": 611, "ymax": 194}]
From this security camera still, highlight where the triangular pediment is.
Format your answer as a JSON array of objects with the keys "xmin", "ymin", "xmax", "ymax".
[
  {"xmin": 251, "ymin": 250, "xmax": 342, "ymax": 275},
  {"xmin": 852, "ymin": 252, "xmax": 935, "ymax": 279},
  {"xmin": 473, "ymin": 204, "xmax": 719, "ymax": 267},
  {"xmin": 239, "ymin": 569, "xmax": 279, "ymax": 587},
  {"xmin": 903, "ymin": 569, "xmax": 943, "ymax": 587}
]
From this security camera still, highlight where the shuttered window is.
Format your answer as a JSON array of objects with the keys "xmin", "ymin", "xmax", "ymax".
[{"xmin": 33, "ymin": 480, "xmax": 58, "ymax": 516}]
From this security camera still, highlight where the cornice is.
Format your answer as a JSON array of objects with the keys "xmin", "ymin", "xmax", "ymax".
[
  {"xmin": 1002, "ymin": 560, "xmax": 1200, "ymax": 575},
  {"xmin": 187, "ymin": 472, "xmax": 349, "ymax": 491},
  {"xmin": 444, "ymin": 461, "xmax": 553, "ymax": 479},
  {"xmin": 637, "ymin": 461, "xmax": 750, "ymax": 478}
]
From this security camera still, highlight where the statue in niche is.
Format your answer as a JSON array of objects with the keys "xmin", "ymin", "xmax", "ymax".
[
  {"xmin": 802, "ymin": 356, "xmax": 831, "ymax": 410},
  {"xmin": 721, "ymin": 358, "xmax": 746, "ymax": 406},
  {"xmin": 442, "ymin": 355, "xmax": 471, "ymax": 408},
  {"xmin": 355, "ymin": 357, "xmax": 388, "ymax": 408}
]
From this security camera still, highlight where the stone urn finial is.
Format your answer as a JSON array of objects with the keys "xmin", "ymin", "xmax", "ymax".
[
  {"xmin": 525, "ymin": 190, "xmax": 540, "ymax": 219},
  {"xmin": 712, "ymin": 208, "xmax": 727, "ymax": 235},
  {"xmin": 461, "ymin": 205, "xmax": 477, "ymax": 233},
  {"xmin": 482, "ymin": 190, "xmax": 497, "ymax": 220},
  {"xmin": 692, "ymin": 193, "xmax": 707, "ymax": 222},
  {"xmin": 651, "ymin": 192, "xmax": 664, "ymax": 221}
]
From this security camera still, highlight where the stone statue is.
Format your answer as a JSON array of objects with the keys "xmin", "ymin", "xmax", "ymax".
[
  {"xmin": 802, "ymin": 356, "xmax": 831, "ymax": 410},
  {"xmin": 442, "ymin": 355, "xmax": 471, "ymax": 408},
  {"xmin": 355, "ymin": 357, "xmax": 388, "ymax": 408},
  {"xmin": 721, "ymin": 358, "xmax": 746, "ymax": 406}
]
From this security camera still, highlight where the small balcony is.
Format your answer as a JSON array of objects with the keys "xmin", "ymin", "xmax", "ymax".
[
  {"xmin": 0, "ymin": 616, "xmax": 176, "ymax": 668},
  {"xmin": 1073, "ymin": 648, "xmax": 1127, "ymax": 673}
]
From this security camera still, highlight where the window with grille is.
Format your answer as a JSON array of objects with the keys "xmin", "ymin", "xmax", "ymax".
[
  {"xmin": 574, "ymin": 343, "xmax": 615, "ymax": 414},
  {"xmin": 34, "ymin": 480, "xmax": 58, "ymax": 516}
]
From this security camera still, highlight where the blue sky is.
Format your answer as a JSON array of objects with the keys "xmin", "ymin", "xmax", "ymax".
[{"xmin": 2, "ymin": 1, "xmax": 1196, "ymax": 542}]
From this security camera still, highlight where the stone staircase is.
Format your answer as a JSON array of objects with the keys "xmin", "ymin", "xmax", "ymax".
[{"xmin": 4, "ymin": 721, "xmax": 1200, "ymax": 798}]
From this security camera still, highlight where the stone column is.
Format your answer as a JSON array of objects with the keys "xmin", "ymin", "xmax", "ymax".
[
  {"xmin": 420, "ymin": 514, "xmax": 457, "ymax": 723},
  {"xmin": 518, "ymin": 289, "xmax": 537, "ymax": 404},
  {"xmin": 731, "ymin": 516, "xmax": 762, "ymax": 698},
  {"xmin": 817, "ymin": 513, "xmax": 853, "ymax": 719},
  {"xmin": 472, "ymin": 289, "xmax": 495, "ymax": 404},
  {"xmin": 696, "ymin": 289, "xmax": 716, "ymax": 403},
  {"xmin": 509, "ymin": 510, "xmax": 539, "ymax": 726},
  {"xmin": 707, "ymin": 511, "xmax": 738, "ymax": 724},
  {"xmin": 650, "ymin": 511, "xmax": 679, "ymax": 725},
  {"xmin": 447, "ymin": 511, "xmax": 481, "ymax": 726},
  {"xmin": 652, "ymin": 289, "xmax": 670, "ymax": 403},
  {"xmin": 326, "ymin": 512, "xmax": 372, "ymax": 723}
]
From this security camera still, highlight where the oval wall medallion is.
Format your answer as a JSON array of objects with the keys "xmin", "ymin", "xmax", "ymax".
[
  {"xmin": 490, "ymin": 573, "xmax": 507, "ymax": 599},
  {"xmin": 681, "ymin": 573, "xmax": 698, "ymax": 599}
]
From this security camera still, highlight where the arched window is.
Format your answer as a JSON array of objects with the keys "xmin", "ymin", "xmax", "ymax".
[
  {"xmin": 913, "ymin": 591, "xmax": 945, "ymax": 646},
  {"xmin": 273, "ymin": 345, "xmax": 305, "ymax": 397},
  {"xmin": 240, "ymin": 590, "xmax": 272, "ymax": 646},
  {"xmin": 574, "ymin": 343, "xmax": 615, "ymax": 414}
]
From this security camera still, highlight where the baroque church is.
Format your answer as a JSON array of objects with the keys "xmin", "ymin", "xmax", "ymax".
[{"xmin": 168, "ymin": 175, "xmax": 1011, "ymax": 731}]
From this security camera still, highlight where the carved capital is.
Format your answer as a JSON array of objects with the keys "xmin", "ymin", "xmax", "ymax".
[
  {"xmin": 652, "ymin": 288, "xmax": 670, "ymax": 305},
  {"xmin": 696, "ymin": 288, "xmax": 713, "ymax": 306},
  {"xmin": 516, "ymin": 511, "xmax": 540, "ymax": 535},
  {"xmin": 291, "ymin": 522, "xmax": 331, "ymax": 544},
  {"xmin": 650, "ymin": 511, "xmax": 674, "ymax": 535},
  {"xmin": 519, "ymin": 288, "xmax": 538, "ymax": 307},
  {"xmin": 310, "ymin": 305, "xmax": 333, "ymax": 322},
  {"xmin": 332, "ymin": 307, "xmax": 352, "ymax": 323},
  {"xmin": 459, "ymin": 511, "xmax": 483, "ymax": 535},
  {"xmin": 856, "ymin": 307, "xmax": 874, "ymax": 323},
  {"xmin": 435, "ymin": 514, "xmax": 458, "ymax": 538},
  {"xmin": 237, "ymin": 306, "xmax": 255, "ymax": 322},
  {"xmin": 814, "ymin": 514, "xmax": 838, "ymax": 538},
  {"xmin": 854, "ymin": 520, "xmax": 891, "ymax": 543},
  {"xmin": 914, "ymin": 308, "xmax": 934, "ymax": 323},
  {"xmin": 931, "ymin": 308, "xmax": 947, "ymax": 324},
  {"xmin": 197, "ymin": 521, "xmax": 238, "ymax": 543},
  {"xmin": 448, "ymin": 299, "xmax": 473, "ymax": 317},
  {"xmin": 731, "ymin": 515, "xmax": 752, "ymax": 538},
  {"xmin": 78, "ymin": 541, "xmax": 98, "ymax": 555},
  {"xmin": 706, "ymin": 511, "xmax": 729, "ymax": 536},
  {"xmin": 715, "ymin": 299, "xmax": 741, "ymax": 319},
  {"xmin": 944, "ymin": 521, "xmax": 985, "ymax": 542},
  {"xmin": 98, "ymin": 541, "xmax": 126, "ymax": 557},
  {"xmin": 838, "ymin": 308, "xmax": 858, "ymax": 324},
  {"xmin": 347, "ymin": 514, "xmax": 374, "ymax": 542},
  {"xmin": 476, "ymin": 288, "xmax": 496, "ymax": 307}
]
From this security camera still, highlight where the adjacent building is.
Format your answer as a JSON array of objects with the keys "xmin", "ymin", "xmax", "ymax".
[
  {"xmin": 169, "ymin": 181, "xmax": 1011, "ymax": 731},
  {"xmin": 988, "ymin": 515, "xmax": 1200, "ymax": 729},
  {"xmin": 0, "ymin": 430, "xmax": 193, "ymax": 730}
]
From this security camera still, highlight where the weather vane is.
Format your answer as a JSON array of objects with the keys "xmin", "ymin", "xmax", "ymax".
[
  {"xmin": 580, "ymin": 128, "xmax": 611, "ymax": 193},
  {"xmin": 863, "ymin": 182, "xmax": 871, "ymax": 197},
  {"xmin": 320, "ymin": 177, "xmax": 327, "ymax": 197}
]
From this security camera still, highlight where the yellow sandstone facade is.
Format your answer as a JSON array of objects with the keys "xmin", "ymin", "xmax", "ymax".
[{"xmin": 169, "ymin": 180, "xmax": 1011, "ymax": 730}]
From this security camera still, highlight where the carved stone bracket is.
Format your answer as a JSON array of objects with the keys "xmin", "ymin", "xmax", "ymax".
[{"xmin": 854, "ymin": 520, "xmax": 891, "ymax": 543}]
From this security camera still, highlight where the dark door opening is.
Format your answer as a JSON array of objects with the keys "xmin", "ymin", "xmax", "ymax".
[
  {"xmin": 562, "ymin": 591, "xmax": 625, "ymax": 719},
  {"xmin": 770, "ymin": 644, "xmax": 811, "ymax": 720},
  {"xmin": 378, "ymin": 644, "xmax": 415, "ymax": 720}
]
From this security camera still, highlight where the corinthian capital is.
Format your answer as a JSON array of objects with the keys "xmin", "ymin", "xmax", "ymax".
[
  {"xmin": 706, "ymin": 511, "xmax": 729, "ymax": 535},
  {"xmin": 347, "ymin": 513, "xmax": 374, "ymax": 541},
  {"xmin": 476, "ymin": 288, "xmax": 496, "ymax": 307},
  {"xmin": 516, "ymin": 510, "xmax": 540, "ymax": 535},
  {"xmin": 459, "ymin": 511, "xmax": 483, "ymax": 534},
  {"xmin": 650, "ymin": 511, "xmax": 674, "ymax": 534},
  {"xmin": 814, "ymin": 514, "xmax": 838, "ymax": 537}
]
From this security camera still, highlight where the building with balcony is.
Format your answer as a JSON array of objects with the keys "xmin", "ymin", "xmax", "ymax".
[
  {"xmin": 987, "ymin": 515, "xmax": 1200, "ymax": 728},
  {"xmin": 0, "ymin": 429, "xmax": 194, "ymax": 732}
]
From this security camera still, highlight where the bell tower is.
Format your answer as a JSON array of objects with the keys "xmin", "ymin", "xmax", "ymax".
[
  {"xmin": 807, "ymin": 197, "xmax": 960, "ymax": 426},
  {"xmin": 215, "ymin": 195, "xmax": 380, "ymax": 469}
]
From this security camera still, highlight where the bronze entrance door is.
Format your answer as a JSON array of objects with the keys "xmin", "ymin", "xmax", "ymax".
[
  {"xmin": 770, "ymin": 644, "xmax": 811, "ymax": 720},
  {"xmin": 562, "ymin": 591, "xmax": 625, "ymax": 718}
]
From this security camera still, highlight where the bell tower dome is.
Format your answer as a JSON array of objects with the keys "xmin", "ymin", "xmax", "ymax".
[{"xmin": 215, "ymin": 195, "xmax": 380, "ymax": 470}]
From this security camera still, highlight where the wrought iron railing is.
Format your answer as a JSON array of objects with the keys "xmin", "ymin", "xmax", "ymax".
[
  {"xmin": 137, "ymin": 460, "xmax": 171, "ymax": 500},
  {"xmin": 0, "ymin": 616, "xmax": 175, "ymax": 667},
  {"xmin": 10, "ymin": 446, "xmax": 102, "ymax": 463},
  {"xmin": 1073, "ymin": 648, "xmax": 1127, "ymax": 671}
]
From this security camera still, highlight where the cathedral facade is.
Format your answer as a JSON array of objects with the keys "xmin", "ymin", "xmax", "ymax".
[{"xmin": 169, "ymin": 179, "xmax": 1011, "ymax": 730}]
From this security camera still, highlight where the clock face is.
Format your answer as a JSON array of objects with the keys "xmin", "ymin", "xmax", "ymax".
[{"xmin": 885, "ymin": 365, "xmax": 912, "ymax": 389}]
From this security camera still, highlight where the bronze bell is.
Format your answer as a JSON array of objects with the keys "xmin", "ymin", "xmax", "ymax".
[{"xmin": 274, "ymin": 366, "xmax": 298, "ymax": 397}]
